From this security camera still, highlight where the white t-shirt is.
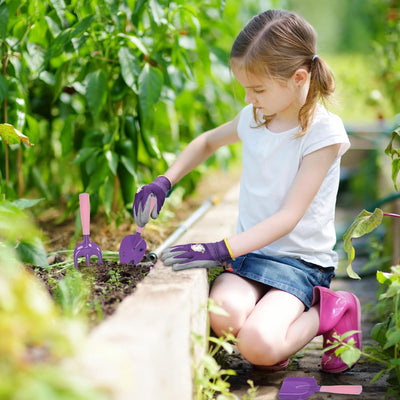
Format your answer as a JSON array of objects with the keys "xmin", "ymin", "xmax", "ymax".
[{"xmin": 237, "ymin": 104, "xmax": 350, "ymax": 268}]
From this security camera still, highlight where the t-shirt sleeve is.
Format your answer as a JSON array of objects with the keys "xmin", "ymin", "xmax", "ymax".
[
  {"xmin": 302, "ymin": 111, "xmax": 350, "ymax": 158},
  {"xmin": 237, "ymin": 104, "xmax": 258, "ymax": 140}
]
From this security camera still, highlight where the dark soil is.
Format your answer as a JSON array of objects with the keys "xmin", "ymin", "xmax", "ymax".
[{"xmin": 26, "ymin": 259, "xmax": 152, "ymax": 325}]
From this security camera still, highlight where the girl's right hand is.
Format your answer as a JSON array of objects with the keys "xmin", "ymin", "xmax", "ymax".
[{"xmin": 133, "ymin": 176, "xmax": 171, "ymax": 227}]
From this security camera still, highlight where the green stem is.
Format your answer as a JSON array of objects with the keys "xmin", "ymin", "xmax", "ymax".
[{"xmin": 2, "ymin": 41, "xmax": 8, "ymax": 193}]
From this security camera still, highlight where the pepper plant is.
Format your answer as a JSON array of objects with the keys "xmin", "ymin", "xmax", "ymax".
[{"xmin": 0, "ymin": 0, "xmax": 243, "ymax": 216}]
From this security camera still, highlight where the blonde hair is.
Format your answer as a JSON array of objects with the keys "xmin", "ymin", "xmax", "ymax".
[{"xmin": 229, "ymin": 10, "xmax": 335, "ymax": 136}]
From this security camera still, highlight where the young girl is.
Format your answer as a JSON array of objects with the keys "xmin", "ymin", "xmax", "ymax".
[{"xmin": 133, "ymin": 9, "xmax": 361, "ymax": 373}]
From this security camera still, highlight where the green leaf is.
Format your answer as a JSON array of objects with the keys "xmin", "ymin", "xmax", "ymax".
[
  {"xmin": 54, "ymin": 269, "xmax": 89, "ymax": 317},
  {"xmin": 104, "ymin": 0, "xmax": 119, "ymax": 20},
  {"xmin": 45, "ymin": 15, "xmax": 61, "ymax": 37},
  {"xmin": 60, "ymin": 115, "xmax": 75, "ymax": 156},
  {"xmin": 121, "ymin": 33, "xmax": 148, "ymax": 55},
  {"xmin": 0, "ymin": 123, "xmax": 34, "ymax": 146},
  {"xmin": 28, "ymin": 17, "xmax": 49, "ymax": 47},
  {"xmin": 0, "ymin": 75, "xmax": 8, "ymax": 103},
  {"xmin": 105, "ymin": 150, "xmax": 118, "ymax": 175},
  {"xmin": 391, "ymin": 158, "xmax": 400, "ymax": 191},
  {"xmin": 384, "ymin": 327, "xmax": 400, "ymax": 349},
  {"xmin": 385, "ymin": 128, "xmax": 400, "ymax": 190},
  {"xmin": 132, "ymin": 0, "xmax": 147, "ymax": 16},
  {"xmin": 102, "ymin": 174, "xmax": 114, "ymax": 216},
  {"xmin": 339, "ymin": 330, "xmax": 361, "ymax": 341},
  {"xmin": 339, "ymin": 347, "xmax": 361, "ymax": 368},
  {"xmin": 0, "ymin": 1, "xmax": 9, "ymax": 40},
  {"xmin": 138, "ymin": 63, "xmax": 163, "ymax": 121},
  {"xmin": 371, "ymin": 369, "xmax": 385, "ymax": 384},
  {"xmin": 120, "ymin": 155, "xmax": 137, "ymax": 177},
  {"xmin": 16, "ymin": 237, "xmax": 48, "ymax": 267},
  {"xmin": 140, "ymin": 129, "xmax": 161, "ymax": 159},
  {"xmin": 85, "ymin": 70, "xmax": 108, "ymax": 118},
  {"xmin": 381, "ymin": 280, "xmax": 400, "ymax": 299},
  {"xmin": 47, "ymin": 28, "xmax": 72, "ymax": 59},
  {"xmin": 343, "ymin": 208, "xmax": 383, "ymax": 279},
  {"xmin": 48, "ymin": 0, "xmax": 66, "ymax": 27},
  {"xmin": 25, "ymin": 115, "xmax": 41, "ymax": 145},
  {"xmin": 11, "ymin": 198, "xmax": 44, "ymax": 210},
  {"xmin": 72, "ymin": 147, "xmax": 98, "ymax": 164},
  {"xmin": 70, "ymin": 14, "xmax": 95, "ymax": 38},
  {"xmin": 376, "ymin": 270, "xmax": 392, "ymax": 284},
  {"xmin": 118, "ymin": 47, "xmax": 140, "ymax": 91}
]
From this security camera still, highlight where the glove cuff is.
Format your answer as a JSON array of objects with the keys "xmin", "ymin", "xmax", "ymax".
[
  {"xmin": 223, "ymin": 238, "xmax": 236, "ymax": 261},
  {"xmin": 154, "ymin": 175, "xmax": 172, "ymax": 193},
  {"xmin": 214, "ymin": 239, "xmax": 235, "ymax": 263}
]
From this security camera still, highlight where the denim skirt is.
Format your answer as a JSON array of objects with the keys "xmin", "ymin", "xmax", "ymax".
[{"xmin": 224, "ymin": 253, "xmax": 335, "ymax": 309}]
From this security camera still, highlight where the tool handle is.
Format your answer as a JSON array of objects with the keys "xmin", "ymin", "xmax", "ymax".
[
  {"xmin": 320, "ymin": 385, "xmax": 362, "ymax": 395},
  {"xmin": 137, "ymin": 196, "xmax": 156, "ymax": 234},
  {"xmin": 79, "ymin": 193, "xmax": 90, "ymax": 235}
]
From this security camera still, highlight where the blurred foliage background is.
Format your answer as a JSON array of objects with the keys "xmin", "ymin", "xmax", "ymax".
[{"xmin": 0, "ymin": 0, "xmax": 398, "ymax": 216}]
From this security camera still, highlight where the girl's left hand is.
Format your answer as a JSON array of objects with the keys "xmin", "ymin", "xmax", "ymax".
[{"xmin": 161, "ymin": 239, "xmax": 234, "ymax": 271}]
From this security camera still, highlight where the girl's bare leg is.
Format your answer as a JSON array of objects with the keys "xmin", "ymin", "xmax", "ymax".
[
  {"xmin": 237, "ymin": 288, "xmax": 319, "ymax": 366},
  {"xmin": 209, "ymin": 272, "xmax": 266, "ymax": 337}
]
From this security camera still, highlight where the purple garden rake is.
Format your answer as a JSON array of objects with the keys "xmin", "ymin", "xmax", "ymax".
[{"xmin": 74, "ymin": 193, "xmax": 103, "ymax": 268}]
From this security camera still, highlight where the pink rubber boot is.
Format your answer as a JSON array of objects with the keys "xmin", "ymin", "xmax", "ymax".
[{"xmin": 312, "ymin": 286, "xmax": 362, "ymax": 373}]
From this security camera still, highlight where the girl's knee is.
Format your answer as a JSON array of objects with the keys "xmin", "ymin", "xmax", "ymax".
[
  {"xmin": 208, "ymin": 299, "xmax": 245, "ymax": 337},
  {"xmin": 209, "ymin": 294, "xmax": 250, "ymax": 337},
  {"xmin": 237, "ymin": 326, "xmax": 285, "ymax": 366}
]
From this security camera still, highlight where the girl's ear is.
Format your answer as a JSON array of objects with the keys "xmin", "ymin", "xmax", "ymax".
[{"xmin": 292, "ymin": 68, "xmax": 309, "ymax": 88}]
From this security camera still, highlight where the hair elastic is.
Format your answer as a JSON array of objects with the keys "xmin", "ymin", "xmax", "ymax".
[{"xmin": 312, "ymin": 54, "xmax": 319, "ymax": 62}]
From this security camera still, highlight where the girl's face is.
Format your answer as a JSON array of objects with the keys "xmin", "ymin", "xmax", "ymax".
[{"xmin": 232, "ymin": 67, "xmax": 305, "ymax": 125}]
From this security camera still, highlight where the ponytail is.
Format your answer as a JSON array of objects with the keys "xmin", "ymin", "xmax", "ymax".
[{"xmin": 297, "ymin": 56, "xmax": 335, "ymax": 136}]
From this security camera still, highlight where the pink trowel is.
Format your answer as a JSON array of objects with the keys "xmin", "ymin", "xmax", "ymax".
[
  {"xmin": 119, "ymin": 197, "xmax": 156, "ymax": 265},
  {"xmin": 73, "ymin": 193, "xmax": 103, "ymax": 268}
]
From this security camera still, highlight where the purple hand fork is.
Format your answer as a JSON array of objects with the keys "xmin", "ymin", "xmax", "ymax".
[{"xmin": 73, "ymin": 193, "xmax": 103, "ymax": 268}]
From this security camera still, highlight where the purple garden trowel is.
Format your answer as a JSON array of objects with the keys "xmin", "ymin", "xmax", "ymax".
[
  {"xmin": 278, "ymin": 377, "xmax": 362, "ymax": 399},
  {"xmin": 119, "ymin": 197, "xmax": 156, "ymax": 265},
  {"xmin": 73, "ymin": 193, "xmax": 103, "ymax": 268}
]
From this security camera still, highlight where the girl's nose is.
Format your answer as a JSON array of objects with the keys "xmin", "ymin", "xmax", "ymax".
[{"xmin": 244, "ymin": 91, "xmax": 253, "ymax": 104}]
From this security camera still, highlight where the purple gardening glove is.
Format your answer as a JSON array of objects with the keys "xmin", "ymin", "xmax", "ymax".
[
  {"xmin": 133, "ymin": 176, "xmax": 171, "ymax": 227},
  {"xmin": 160, "ymin": 239, "xmax": 235, "ymax": 271}
]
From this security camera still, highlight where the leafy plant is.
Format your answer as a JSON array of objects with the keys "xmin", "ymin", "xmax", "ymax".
[
  {"xmin": 340, "ymin": 127, "xmax": 400, "ymax": 396},
  {"xmin": 385, "ymin": 127, "xmax": 400, "ymax": 191},
  {"xmin": 0, "ymin": 197, "xmax": 48, "ymax": 266},
  {"xmin": 192, "ymin": 299, "xmax": 257, "ymax": 400},
  {"xmin": 324, "ymin": 267, "xmax": 400, "ymax": 398},
  {"xmin": 373, "ymin": 1, "xmax": 400, "ymax": 112},
  {"xmin": 0, "ymin": 123, "xmax": 33, "ymax": 197},
  {"xmin": 0, "ymin": 199, "xmax": 105, "ymax": 399},
  {"xmin": 0, "ymin": 0, "xmax": 244, "ymax": 216},
  {"xmin": 53, "ymin": 267, "xmax": 91, "ymax": 318}
]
